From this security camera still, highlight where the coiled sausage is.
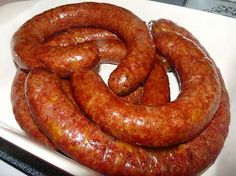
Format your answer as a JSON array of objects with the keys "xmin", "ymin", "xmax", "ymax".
[
  {"xmin": 12, "ymin": 2, "xmax": 155, "ymax": 94},
  {"xmin": 71, "ymin": 32, "xmax": 221, "ymax": 147},
  {"xmin": 25, "ymin": 67, "xmax": 229, "ymax": 175}
]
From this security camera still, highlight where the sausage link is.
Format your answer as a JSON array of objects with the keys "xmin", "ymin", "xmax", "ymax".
[
  {"xmin": 151, "ymin": 19, "xmax": 201, "ymax": 45},
  {"xmin": 95, "ymin": 39, "xmax": 127, "ymax": 64},
  {"xmin": 25, "ymin": 67, "xmax": 229, "ymax": 176},
  {"xmin": 71, "ymin": 32, "xmax": 221, "ymax": 147},
  {"xmin": 141, "ymin": 62, "xmax": 170, "ymax": 105},
  {"xmin": 122, "ymin": 60, "xmax": 170, "ymax": 105},
  {"xmin": 10, "ymin": 69, "xmax": 81, "ymax": 148},
  {"xmin": 155, "ymin": 53, "xmax": 172, "ymax": 72},
  {"xmin": 36, "ymin": 43, "xmax": 99, "ymax": 77},
  {"xmin": 10, "ymin": 69, "xmax": 55, "ymax": 148},
  {"xmin": 151, "ymin": 19, "xmax": 199, "ymax": 72},
  {"xmin": 46, "ymin": 27, "xmax": 127, "ymax": 64},
  {"xmin": 46, "ymin": 27, "xmax": 118, "ymax": 46},
  {"xmin": 46, "ymin": 26, "xmax": 172, "ymax": 70},
  {"xmin": 12, "ymin": 2, "xmax": 155, "ymax": 94}
]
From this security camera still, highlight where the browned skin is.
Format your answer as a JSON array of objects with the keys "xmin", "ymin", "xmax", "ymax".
[
  {"xmin": 46, "ymin": 27, "xmax": 119, "ymax": 46},
  {"xmin": 141, "ymin": 62, "xmax": 170, "ymax": 105},
  {"xmin": 46, "ymin": 27, "xmax": 127, "ymax": 64},
  {"xmin": 47, "ymin": 26, "xmax": 173, "ymax": 70},
  {"xmin": 122, "ymin": 60, "xmax": 170, "ymax": 105},
  {"xmin": 151, "ymin": 19, "xmax": 201, "ymax": 44},
  {"xmin": 122, "ymin": 86, "xmax": 143, "ymax": 105},
  {"xmin": 22, "ymin": 18, "xmax": 229, "ymax": 175},
  {"xmin": 10, "ymin": 69, "xmax": 81, "ymax": 149},
  {"xmin": 10, "ymin": 69, "xmax": 55, "ymax": 148},
  {"xmin": 95, "ymin": 39, "xmax": 127, "ymax": 64},
  {"xmin": 60, "ymin": 78, "xmax": 79, "ymax": 108},
  {"xmin": 150, "ymin": 18, "xmax": 202, "ymax": 72},
  {"xmin": 71, "ymin": 32, "xmax": 221, "ymax": 147},
  {"xmin": 25, "ymin": 66, "xmax": 229, "ymax": 176},
  {"xmin": 45, "ymin": 26, "xmax": 170, "ymax": 104},
  {"xmin": 12, "ymin": 2, "xmax": 155, "ymax": 94},
  {"xmin": 155, "ymin": 53, "xmax": 172, "ymax": 72},
  {"xmin": 36, "ymin": 42, "xmax": 99, "ymax": 77}
]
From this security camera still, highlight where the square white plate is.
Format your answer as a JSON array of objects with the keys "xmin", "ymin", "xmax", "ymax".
[{"xmin": 0, "ymin": 0, "xmax": 236, "ymax": 175}]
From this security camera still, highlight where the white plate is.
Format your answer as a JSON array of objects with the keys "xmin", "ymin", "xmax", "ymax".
[{"xmin": 0, "ymin": 0, "xmax": 236, "ymax": 175}]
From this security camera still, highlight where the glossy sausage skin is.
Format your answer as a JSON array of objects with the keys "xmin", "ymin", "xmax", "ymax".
[
  {"xmin": 10, "ymin": 67, "xmax": 160, "ymax": 148},
  {"xmin": 25, "ymin": 67, "xmax": 229, "ymax": 176},
  {"xmin": 36, "ymin": 42, "xmax": 99, "ymax": 77},
  {"xmin": 10, "ymin": 69, "xmax": 55, "ymax": 148},
  {"xmin": 10, "ymin": 69, "xmax": 81, "ymax": 149},
  {"xmin": 46, "ymin": 27, "xmax": 127, "ymax": 64},
  {"xmin": 95, "ymin": 39, "xmax": 127, "ymax": 64},
  {"xmin": 45, "ymin": 25, "xmax": 169, "ymax": 104},
  {"xmin": 122, "ymin": 61, "xmax": 170, "ymax": 105},
  {"xmin": 71, "ymin": 32, "xmax": 221, "ymax": 147},
  {"xmin": 150, "ymin": 18, "xmax": 203, "ymax": 73},
  {"xmin": 141, "ymin": 62, "xmax": 170, "ymax": 105},
  {"xmin": 12, "ymin": 2, "xmax": 155, "ymax": 94},
  {"xmin": 47, "ymin": 26, "xmax": 172, "ymax": 70},
  {"xmin": 46, "ymin": 27, "xmax": 118, "ymax": 46},
  {"xmin": 151, "ymin": 19, "xmax": 200, "ymax": 45}
]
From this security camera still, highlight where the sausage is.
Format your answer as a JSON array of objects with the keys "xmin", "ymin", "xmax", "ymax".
[
  {"xmin": 141, "ymin": 62, "xmax": 170, "ymax": 105},
  {"xmin": 151, "ymin": 19, "xmax": 213, "ymax": 64},
  {"xmin": 155, "ymin": 53, "xmax": 172, "ymax": 72},
  {"xmin": 25, "ymin": 67, "xmax": 229, "ymax": 176},
  {"xmin": 46, "ymin": 27, "xmax": 127, "ymax": 64},
  {"xmin": 71, "ymin": 32, "xmax": 221, "ymax": 147},
  {"xmin": 10, "ymin": 67, "xmax": 153, "ymax": 148},
  {"xmin": 47, "ymin": 26, "xmax": 172, "ymax": 70},
  {"xmin": 122, "ymin": 61, "xmax": 170, "ymax": 105},
  {"xmin": 45, "ymin": 25, "xmax": 169, "ymax": 104},
  {"xmin": 46, "ymin": 27, "xmax": 118, "ymax": 46},
  {"xmin": 10, "ymin": 69, "xmax": 81, "ymax": 149},
  {"xmin": 95, "ymin": 39, "xmax": 127, "ymax": 64},
  {"xmin": 10, "ymin": 69, "xmax": 55, "ymax": 148},
  {"xmin": 12, "ymin": 2, "xmax": 155, "ymax": 94},
  {"xmin": 36, "ymin": 42, "xmax": 99, "ymax": 77},
  {"xmin": 48, "ymin": 38, "xmax": 127, "ymax": 65},
  {"xmin": 151, "ymin": 19, "xmax": 201, "ymax": 45},
  {"xmin": 151, "ymin": 19, "xmax": 200, "ymax": 72}
]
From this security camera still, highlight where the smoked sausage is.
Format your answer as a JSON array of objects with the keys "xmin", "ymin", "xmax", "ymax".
[
  {"xmin": 12, "ymin": 2, "xmax": 155, "ymax": 94},
  {"xmin": 25, "ymin": 67, "xmax": 229, "ymax": 175},
  {"xmin": 11, "ymin": 69, "xmax": 55, "ymax": 148},
  {"xmin": 71, "ymin": 32, "xmax": 221, "ymax": 147}
]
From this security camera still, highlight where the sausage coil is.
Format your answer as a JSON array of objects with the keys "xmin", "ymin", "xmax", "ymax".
[
  {"xmin": 12, "ymin": 2, "xmax": 155, "ymax": 94},
  {"xmin": 10, "ymin": 2, "xmax": 230, "ymax": 175}
]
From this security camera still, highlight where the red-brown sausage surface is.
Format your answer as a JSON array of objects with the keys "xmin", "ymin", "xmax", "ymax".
[
  {"xmin": 10, "ymin": 69, "xmax": 81, "ymax": 149},
  {"xmin": 36, "ymin": 42, "xmax": 99, "ymax": 77},
  {"xmin": 10, "ymin": 69, "xmax": 55, "ymax": 148},
  {"xmin": 71, "ymin": 32, "xmax": 221, "ymax": 147},
  {"xmin": 9, "ymin": 68, "xmax": 136, "ymax": 149},
  {"xmin": 141, "ymin": 62, "xmax": 170, "ymax": 105},
  {"xmin": 122, "ymin": 61, "xmax": 170, "ymax": 106},
  {"xmin": 10, "ymin": 1, "xmax": 230, "ymax": 174},
  {"xmin": 151, "ymin": 19, "xmax": 201, "ymax": 45},
  {"xmin": 12, "ymin": 2, "xmax": 155, "ymax": 94},
  {"xmin": 47, "ymin": 26, "xmax": 172, "ymax": 70},
  {"xmin": 10, "ymin": 67, "xmax": 161, "ymax": 148},
  {"xmin": 45, "ymin": 25, "xmax": 170, "ymax": 105},
  {"xmin": 25, "ymin": 67, "xmax": 229, "ymax": 176},
  {"xmin": 46, "ymin": 27, "xmax": 127, "ymax": 64},
  {"xmin": 46, "ymin": 27, "xmax": 119, "ymax": 46}
]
